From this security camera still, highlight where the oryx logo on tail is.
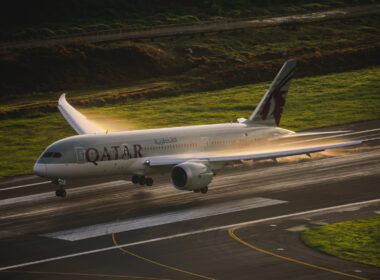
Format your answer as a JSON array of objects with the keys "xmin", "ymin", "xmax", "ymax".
[{"xmin": 247, "ymin": 59, "xmax": 297, "ymax": 126}]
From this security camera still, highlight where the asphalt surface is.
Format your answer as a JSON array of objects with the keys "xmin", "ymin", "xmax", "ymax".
[{"xmin": 0, "ymin": 120, "xmax": 379, "ymax": 280}]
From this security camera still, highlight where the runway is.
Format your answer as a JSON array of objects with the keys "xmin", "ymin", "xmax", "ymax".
[{"xmin": 0, "ymin": 120, "xmax": 379, "ymax": 280}]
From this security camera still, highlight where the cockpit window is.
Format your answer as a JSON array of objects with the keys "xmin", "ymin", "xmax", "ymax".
[
  {"xmin": 42, "ymin": 152, "xmax": 62, "ymax": 158},
  {"xmin": 42, "ymin": 152, "xmax": 53, "ymax": 158}
]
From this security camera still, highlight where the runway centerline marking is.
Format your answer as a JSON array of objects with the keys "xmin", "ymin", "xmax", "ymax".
[
  {"xmin": 1, "ymin": 198, "xmax": 379, "ymax": 272},
  {"xmin": 0, "ymin": 180, "xmax": 129, "ymax": 208},
  {"xmin": 112, "ymin": 233, "xmax": 215, "ymax": 280},
  {"xmin": 229, "ymin": 227, "xmax": 367, "ymax": 280},
  {"xmin": 0, "ymin": 181, "xmax": 51, "ymax": 192},
  {"xmin": 43, "ymin": 197, "xmax": 286, "ymax": 241}
]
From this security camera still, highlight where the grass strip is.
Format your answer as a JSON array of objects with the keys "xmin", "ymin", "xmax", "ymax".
[{"xmin": 301, "ymin": 216, "xmax": 380, "ymax": 267}]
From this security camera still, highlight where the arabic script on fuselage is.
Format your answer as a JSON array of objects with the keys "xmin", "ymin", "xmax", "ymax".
[{"xmin": 154, "ymin": 137, "xmax": 178, "ymax": 145}]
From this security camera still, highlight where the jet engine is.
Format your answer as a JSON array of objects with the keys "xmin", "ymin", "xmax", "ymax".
[{"xmin": 170, "ymin": 161, "xmax": 213, "ymax": 191}]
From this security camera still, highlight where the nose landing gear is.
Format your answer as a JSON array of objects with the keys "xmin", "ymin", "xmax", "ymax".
[
  {"xmin": 53, "ymin": 179, "xmax": 66, "ymax": 197},
  {"xmin": 55, "ymin": 188, "xmax": 66, "ymax": 197}
]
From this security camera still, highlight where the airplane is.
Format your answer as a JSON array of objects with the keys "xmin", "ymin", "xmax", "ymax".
[{"xmin": 33, "ymin": 59, "xmax": 362, "ymax": 197}]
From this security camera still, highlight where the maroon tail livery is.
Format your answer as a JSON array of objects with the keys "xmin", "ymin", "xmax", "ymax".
[{"xmin": 247, "ymin": 59, "xmax": 297, "ymax": 126}]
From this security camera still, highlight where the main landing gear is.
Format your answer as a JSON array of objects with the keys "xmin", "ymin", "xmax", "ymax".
[
  {"xmin": 193, "ymin": 186, "xmax": 208, "ymax": 194},
  {"xmin": 132, "ymin": 175, "xmax": 153, "ymax": 186},
  {"xmin": 53, "ymin": 178, "xmax": 66, "ymax": 197}
]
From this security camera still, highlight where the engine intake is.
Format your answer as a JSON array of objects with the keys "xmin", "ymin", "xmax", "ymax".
[{"xmin": 171, "ymin": 161, "xmax": 213, "ymax": 191}]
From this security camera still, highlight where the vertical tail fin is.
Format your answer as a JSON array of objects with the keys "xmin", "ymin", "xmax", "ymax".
[{"xmin": 246, "ymin": 59, "xmax": 297, "ymax": 126}]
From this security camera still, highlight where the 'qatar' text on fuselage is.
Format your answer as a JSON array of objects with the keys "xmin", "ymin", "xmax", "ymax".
[{"xmin": 85, "ymin": 144, "xmax": 142, "ymax": 165}]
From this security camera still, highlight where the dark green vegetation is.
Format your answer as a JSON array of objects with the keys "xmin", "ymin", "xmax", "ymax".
[
  {"xmin": 0, "ymin": 115, "xmax": 73, "ymax": 179},
  {"xmin": 301, "ymin": 216, "xmax": 380, "ymax": 267},
  {"xmin": 1, "ymin": 66, "xmax": 379, "ymax": 178},
  {"xmin": 1, "ymin": 12, "xmax": 379, "ymax": 102},
  {"xmin": 0, "ymin": 0, "xmax": 376, "ymax": 41}
]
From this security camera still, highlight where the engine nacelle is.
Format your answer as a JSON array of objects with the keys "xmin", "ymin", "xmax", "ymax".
[{"xmin": 170, "ymin": 161, "xmax": 213, "ymax": 191}]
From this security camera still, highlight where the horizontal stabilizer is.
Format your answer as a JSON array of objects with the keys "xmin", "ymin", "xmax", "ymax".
[{"xmin": 58, "ymin": 94, "xmax": 104, "ymax": 135}]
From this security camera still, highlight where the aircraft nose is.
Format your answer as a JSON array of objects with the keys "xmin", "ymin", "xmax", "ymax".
[{"xmin": 33, "ymin": 163, "xmax": 47, "ymax": 177}]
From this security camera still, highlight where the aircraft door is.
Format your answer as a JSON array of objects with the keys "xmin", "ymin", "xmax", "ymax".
[{"xmin": 75, "ymin": 147, "xmax": 86, "ymax": 163}]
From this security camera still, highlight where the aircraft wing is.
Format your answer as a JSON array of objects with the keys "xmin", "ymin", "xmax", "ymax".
[
  {"xmin": 148, "ymin": 140, "xmax": 362, "ymax": 166},
  {"xmin": 271, "ymin": 131, "xmax": 350, "ymax": 140},
  {"xmin": 58, "ymin": 94, "xmax": 104, "ymax": 135}
]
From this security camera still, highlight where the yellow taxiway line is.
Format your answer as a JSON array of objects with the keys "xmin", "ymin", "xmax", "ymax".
[
  {"xmin": 229, "ymin": 225, "xmax": 368, "ymax": 280},
  {"xmin": 112, "ymin": 233, "xmax": 216, "ymax": 280}
]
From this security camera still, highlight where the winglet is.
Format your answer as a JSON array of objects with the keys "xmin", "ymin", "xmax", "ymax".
[
  {"xmin": 58, "ymin": 93, "xmax": 104, "ymax": 135},
  {"xmin": 247, "ymin": 59, "xmax": 297, "ymax": 126}
]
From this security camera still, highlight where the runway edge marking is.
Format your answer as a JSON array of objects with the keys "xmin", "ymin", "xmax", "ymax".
[
  {"xmin": 0, "ymin": 180, "xmax": 129, "ymax": 207},
  {"xmin": 1, "ymin": 198, "xmax": 379, "ymax": 271},
  {"xmin": 1, "ymin": 270, "xmax": 169, "ymax": 280},
  {"xmin": 0, "ymin": 181, "xmax": 51, "ymax": 192}
]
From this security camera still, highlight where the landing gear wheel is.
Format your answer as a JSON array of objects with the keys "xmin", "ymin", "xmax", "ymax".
[
  {"xmin": 60, "ymin": 189, "xmax": 66, "ymax": 197},
  {"xmin": 139, "ymin": 176, "xmax": 146, "ymax": 185},
  {"xmin": 54, "ymin": 178, "xmax": 67, "ymax": 198},
  {"xmin": 55, "ymin": 189, "xmax": 67, "ymax": 197},
  {"xmin": 146, "ymin": 177, "xmax": 153, "ymax": 186},
  {"xmin": 200, "ymin": 186, "xmax": 208, "ymax": 194},
  {"xmin": 132, "ymin": 175, "xmax": 139, "ymax": 184}
]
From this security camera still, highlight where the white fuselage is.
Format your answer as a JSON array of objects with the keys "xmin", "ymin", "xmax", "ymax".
[{"xmin": 34, "ymin": 123, "xmax": 292, "ymax": 179}]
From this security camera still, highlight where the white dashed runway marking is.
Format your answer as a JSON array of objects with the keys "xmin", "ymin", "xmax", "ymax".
[
  {"xmin": 0, "ymin": 181, "xmax": 51, "ymax": 192},
  {"xmin": 43, "ymin": 197, "xmax": 287, "ymax": 241}
]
